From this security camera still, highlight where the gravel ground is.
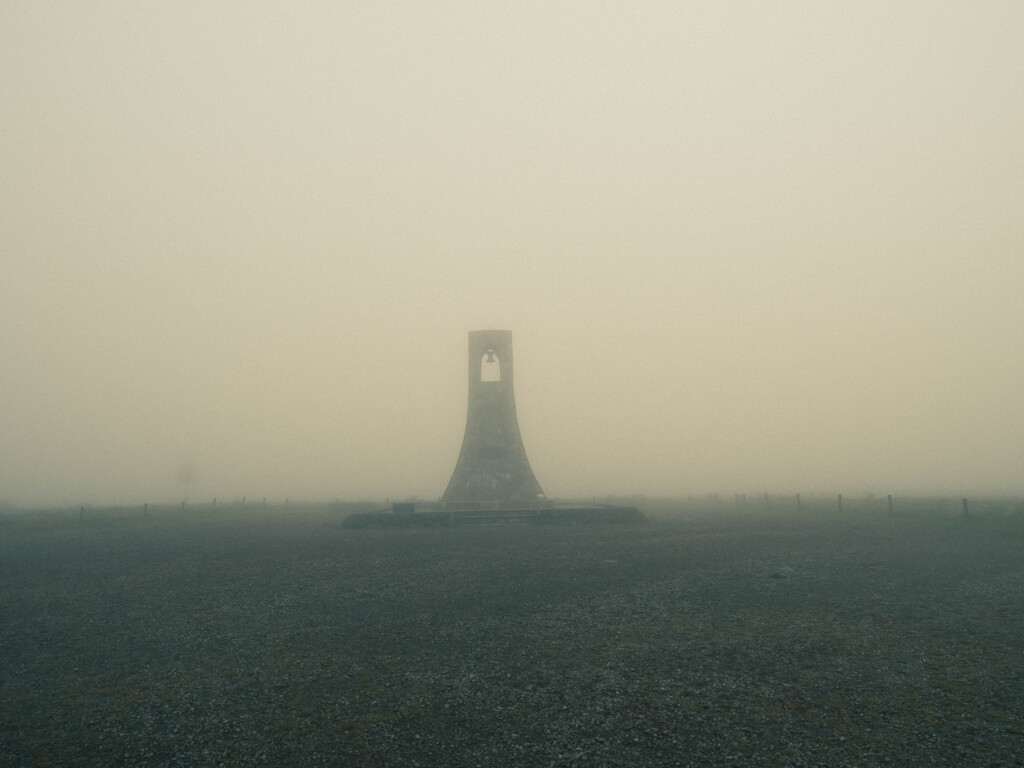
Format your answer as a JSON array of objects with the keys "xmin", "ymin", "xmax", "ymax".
[{"xmin": 1, "ymin": 504, "xmax": 1022, "ymax": 767}]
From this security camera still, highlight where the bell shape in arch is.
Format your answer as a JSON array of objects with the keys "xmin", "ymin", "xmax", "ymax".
[{"xmin": 442, "ymin": 330, "xmax": 545, "ymax": 503}]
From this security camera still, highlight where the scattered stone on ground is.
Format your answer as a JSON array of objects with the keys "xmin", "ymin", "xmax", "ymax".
[{"xmin": 1, "ymin": 505, "xmax": 1022, "ymax": 767}]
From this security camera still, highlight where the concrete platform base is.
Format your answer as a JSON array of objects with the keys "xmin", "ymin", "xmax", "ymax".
[{"xmin": 342, "ymin": 502, "xmax": 644, "ymax": 529}]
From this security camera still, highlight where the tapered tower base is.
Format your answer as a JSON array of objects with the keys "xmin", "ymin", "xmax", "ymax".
[{"xmin": 442, "ymin": 330, "xmax": 544, "ymax": 504}]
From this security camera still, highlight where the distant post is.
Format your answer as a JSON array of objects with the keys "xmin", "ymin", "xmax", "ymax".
[
  {"xmin": 796, "ymin": 493, "xmax": 801, "ymax": 509},
  {"xmin": 764, "ymin": 493, "xmax": 769, "ymax": 507},
  {"xmin": 837, "ymin": 494, "xmax": 843, "ymax": 513},
  {"xmin": 887, "ymin": 495, "xmax": 893, "ymax": 515},
  {"xmin": 962, "ymin": 498, "xmax": 968, "ymax": 517}
]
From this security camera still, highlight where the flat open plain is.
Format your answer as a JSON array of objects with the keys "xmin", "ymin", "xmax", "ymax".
[{"xmin": 1, "ymin": 501, "xmax": 1022, "ymax": 767}]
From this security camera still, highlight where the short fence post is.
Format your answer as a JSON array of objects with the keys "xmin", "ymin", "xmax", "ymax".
[
  {"xmin": 887, "ymin": 494, "xmax": 893, "ymax": 515},
  {"xmin": 796, "ymin": 493, "xmax": 801, "ymax": 509},
  {"xmin": 963, "ymin": 498, "xmax": 968, "ymax": 517},
  {"xmin": 838, "ymin": 494, "xmax": 843, "ymax": 513}
]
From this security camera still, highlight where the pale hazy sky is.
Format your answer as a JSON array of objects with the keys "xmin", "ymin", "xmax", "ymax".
[{"xmin": 2, "ymin": 2, "xmax": 1022, "ymax": 506}]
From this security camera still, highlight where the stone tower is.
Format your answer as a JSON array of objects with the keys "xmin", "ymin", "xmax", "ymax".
[{"xmin": 442, "ymin": 330, "xmax": 545, "ymax": 504}]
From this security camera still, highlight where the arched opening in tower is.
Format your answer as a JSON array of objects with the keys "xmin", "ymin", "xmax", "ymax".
[{"xmin": 480, "ymin": 350, "xmax": 501, "ymax": 382}]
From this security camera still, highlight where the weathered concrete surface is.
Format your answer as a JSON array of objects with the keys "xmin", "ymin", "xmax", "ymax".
[{"xmin": 442, "ymin": 330, "xmax": 545, "ymax": 503}]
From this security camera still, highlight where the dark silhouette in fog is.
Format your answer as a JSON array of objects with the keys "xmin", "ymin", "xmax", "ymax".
[{"xmin": 443, "ymin": 331, "xmax": 545, "ymax": 503}]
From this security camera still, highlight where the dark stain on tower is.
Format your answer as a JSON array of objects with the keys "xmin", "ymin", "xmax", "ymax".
[{"xmin": 443, "ymin": 330, "xmax": 545, "ymax": 503}]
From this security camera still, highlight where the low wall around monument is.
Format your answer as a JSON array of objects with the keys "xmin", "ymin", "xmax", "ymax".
[{"xmin": 341, "ymin": 502, "xmax": 645, "ymax": 529}]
